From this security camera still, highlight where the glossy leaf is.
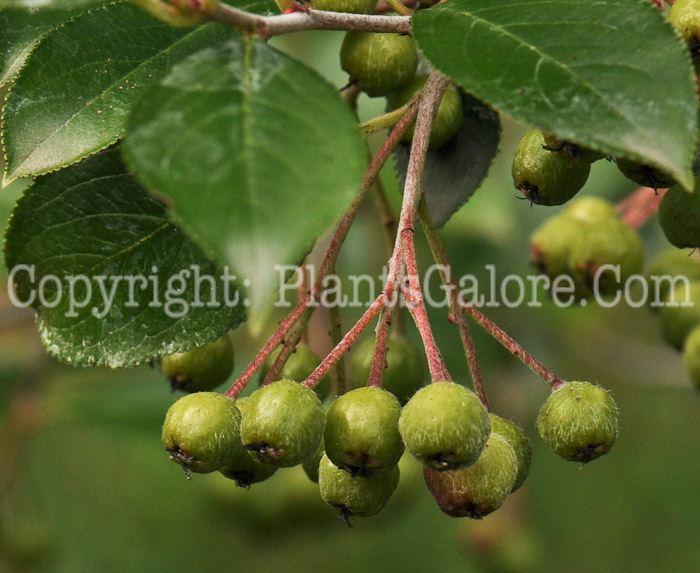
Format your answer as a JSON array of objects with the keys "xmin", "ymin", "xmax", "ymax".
[
  {"xmin": 3, "ymin": 147, "xmax": 245, "ymax": 367},
  {"xmin": 1, "ymin": 2, "xmax": 236, "ymax": 183},
  {"xmin": 123, "ymin": 37, "xmax": 368, "ymax": 315},
  {"xmin": 394, "ymin": 92, "xmax": 501, "ymax": 227},
  {"xmin": 413, "ymin": 0, "xmax": 698, "ymax": 189},
  {"xmin": 0, "ymin": 7, "xmax": 79, "ymax": 86}
]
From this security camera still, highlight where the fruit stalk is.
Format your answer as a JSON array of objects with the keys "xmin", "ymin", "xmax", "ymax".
[{"xmin": 617, "ymin": 186, "xmax": 668, "ymax": 230}]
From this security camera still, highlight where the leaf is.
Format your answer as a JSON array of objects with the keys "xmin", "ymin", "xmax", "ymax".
[
  {"xmin": 123, "ymin": 37, "xmax": 368, "ymax": 316},
  {"xmin": 3, "ymin": 147, "xmax": 245, "ymax": 368},
  {"xmin": 0, "ymin": 7, "xmax": 80, "ymax": 87},
  {"xmin": 394, "ymin": 91, "xmax": 501, "ymax": 227},
  {"xmin": 413, "ymin": 0, "xmax": 698, "ymax": 190},
  {"xmin": 1, "ymin": 1, "xmax": 236, "ymax": 184}
]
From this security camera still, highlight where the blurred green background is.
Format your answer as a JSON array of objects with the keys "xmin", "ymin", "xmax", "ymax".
[{"xmin": 2, "ymin": 29, "xmax": 700, "ymax": 573}]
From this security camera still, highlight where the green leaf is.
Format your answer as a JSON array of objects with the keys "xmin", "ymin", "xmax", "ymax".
[
  {"xmin": 3, "ymin": 147, "xmax": 245, "ymax": 368},
  {"xmin": 1, "ymin": 1, "xmax": 236, "ymax": 183},
  {"xmin": 0, "ymin": 7, "xmax": 80, "ymax": 87},
  {"xmin": 123, "ymin": 37, "xmax": 368, "ymax": 315},
  {"xmin": 413, "ymin": 0, "xmax": 698, "ymax": 190},
  {"xmin": 394, "ymin": 92, "xmax": 501, "ymax": 227}
]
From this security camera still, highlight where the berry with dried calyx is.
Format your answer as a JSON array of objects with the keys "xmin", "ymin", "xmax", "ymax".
[
  {"xmin": 161, "ymin": 335, "xmax": 234, "ymax": 393},
  {"xmin": 318, "ymin": 454, "xmax": 400, "ymax": 525},
  {"xmin": 423, "ymin": 433, "xmax": 518, "ymax": 519},
  {"xmin": 536, "ymin": 381, "xmax": 618, "ymax": 464},
  {"xmin": 615, "ymin": 158, "xmax": 676, "ymax": 189},
  {"xmin": 162, "ymin": 392, "xmax": 242, "ymax": 477},
  {"xmin": 240, "ymin": 379, "xmax": 325, "ymax": 467},
  {"xmin": 324, "ymin": 386, "xmax": 404, "ymax": 477},
  {"xmin": 489, "ymin": 414, "xmax": 532, "ymax": 493},
  {"xmin": 399, "ymin": 381, "xmax": 490, "ymax": 471}
]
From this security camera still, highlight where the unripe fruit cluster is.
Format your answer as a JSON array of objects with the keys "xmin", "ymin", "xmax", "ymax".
[{"xmin": 529, "ymin": 196, "xmax": 645, "ymax": 298}]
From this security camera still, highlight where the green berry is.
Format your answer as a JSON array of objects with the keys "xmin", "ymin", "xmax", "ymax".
[
  {"xmin": 536, "ymin": 381, "xmax": 618, "ymax": 464},
  {"xmin": 615, "ymin": 157, "xmax": 676, "ymax": 189},
  {"xmin": 423, "ymin": 433, "xmax": 518, "ymax": 519},
  {"xmin": 399, "ymin": 381, "xmax": 491, "ymax": 471},
  {"xmin": 324, "ymin": 387, "xmax": 404, "ymax": 476},
  {"xmin": 646, "ymin": 249, "xmax": 700, "ymax": 309},
  {"xmin": 259, "ymin": 343, "xmax": 331, "ymax": 402},
  {"xmin": 529, "ymin": 213, "xmax": 585, "ymax": 278},
  {"xmin": 669, "ymin": 0, "xmax": 700, "ymax": 45},
  {"xmin": 658, "ymin": 185, "xmax": 700, "ymax": 249},
  {"xmin": 388, "ymin": 75, "xmax": 464, "ymax": 150},
  {"xmin": 542, "ymin": 132, "xmax": 605, "ymax": 163},
  {"xmin": 240, "ymin": 380, "xmax": 325, "ymax": 467},
  {"xmin": 489, "ymin": 414, "xmax": 532, "ymax": 493},
  {"xmin": 349, "ymin": 334, "xmax": 426, "ymax": 404},
  {"xmin": 310, "ymin": 0, "xmax": 378, "ymax": 13},
  {"xmin": 563, "ymin": 196, "xmax": 618, "ymax": 224},
  {"xmin": 568, "ymin": 217, "xmax": 645, "ymax": 297},
  {"xmin": 318, "ymin": 454, "xmax": 400, "ymax": 525},
  {"xmin": 162, "ymin": 392, "xmax": 242, "ymax": 477},
  {"xmin": 161, "ymin": 335, "xmax": 234, "ymax": 393},
  {"xmin": 302, "ymin": 438, "xmax": 325, "ymax": 483},
  {"xmin": 512, "ymin": 129, "xmax": 591, "ymax": 206},
  {"xmin": 218, "ymin": 397, "xmax": 277, "ymax": 487},
  {"xmin": 660, "ymin": 282, "xmax": 700, "ymax": 350},
  {"xmin": 340, "ymin": 32, "xmax": 418, "ymax": 97},
  {"xmin": 682, "ymin": 325, "xmax": 700, "ymax": 389}
]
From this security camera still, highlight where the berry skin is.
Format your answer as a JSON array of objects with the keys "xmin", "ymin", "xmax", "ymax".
[
  {"xmin": 489, "ymin": 414, "xmax": 532, "ymax": 493},
  {"xmin": 349, "ymin": 334, "xmax": 426, "ymax": 404},
  {"xmin": 423, "ymin": 433, "xmax": 518, "ymax": 519},
  {"xmin": 646, "ymin": 249, "xmax": 700, "ymax": 310},
  {"xmin": 542, "ymin": 132, "xmax": 605, "ymax": 164},
  {"xmin": 529, "ymin": 212, "xmax": 585, "ymax": 278},
  {"xmin": 161, "ymin": 335, "xmax": 234, "ymax": 393},
  {"xmin": 568, "ymin": 217, "xmax": 645, "ymax": 297},
  {"xmin": 324, "ymin": 386, "xmax": 404, "ymax": 477},
  {"xmin": 310, "ymin": 0, "xmax": 378, "ymax": 13},
  {"xmin": 388, "ymin": 75, "xmax": 464, "ymax": 150},
  {"xmin": 512, "ymin": 129, "xmax": 591, "ymax": 206},
  {"xmin": 615, "ymin": 158, "xmax": 676, "ymax": 189},
  {"xmin": 318, "ymin": 454, "xmax": 400, "ymax": 525},
  {"xmin": 660, "ymin": 282, "xmax": 700, "ymax": 350},
  {"xmin": 218, "ymin": 397, "xmax": 277, "ymax": 487},
  {"xmin": 340, "ymin": 32, "xmax": 418, "ymax": 97},
  {"xmin": 563, "ymin": 196, "xmax": 618, "ymax": 224},
  {"xmin": 669, "ymin": 0, "xmax": 700, "ymax": 44},
  {"xmin": 259, "ymin": 343, "xmax": 331, "ymax": 402},
  {"xmin": 240, "ymin": 380, "xmax": 325, "ymax": 467},
  {"xmin": 162, "ymin": 392, "xmax": 243, "ymax": 476},
  {"xmin": 399, "ymin": 381, "xmax": 491, "ymax": 471},
  {"xmin": 682, "ymin": 325, "xmax": 700, "ymax": 389},
  {"xmin": 302, "ymin": 438, "xmax": 325, "ymax": 483},
  {"xmin": 536, "ymin": 381, "xmax": 618, "ymax": 464},
  {"xmin": 658, "ymin": 185, "xmax": 700, "ymax": 249}
]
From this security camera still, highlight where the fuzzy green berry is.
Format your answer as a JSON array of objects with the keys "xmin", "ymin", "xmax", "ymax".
[
  {"xmin": 388, "ymin": 75, "xmax": 464, "ymax": 150},
  {"xmin": 646, "ymin": 249, "xmax": 700, "ymax": 309},
  {"xmin": 660, "ymin": 282, "xmax": 700, "ymax": 350},
  {"xmin": 241, "ymin": 380, "xmax": 326, "ymax": 467},
  {"xmin": 340, "ymin": 32, "xmax": 418, "ymax": 97},
  {"xmin": 563, "ymin": 196, "xmax": 618, "ymax": 224},
  {"xmin": 324, "ymin": 387, "xmax": 404, "ymax": 477},
  {"xmin": 529, "ymin": 213, "xmax": 585, "ymax": 278},
  {"xmin": 318, "ymin": 454, "xmax": 400, "ymax": 525},
  {"xmin": 536, "ymin": 381, "xmax": 618, "ymax": 464},
  {"xmin": 683, "ymin": 324, "xmax": 700, "ymax": 389},
  {"xmin": 399, "ymin": 381, "xmax": 491, "ymax": 471},
  {"xmin": 670, "ymin": 0, "xmax": 700, "ymax": 43},
  {"xmin": 616, "ymin": 158, "xmax": 676, "ymax": 189},
  {"xmin": 302, "ymin": 439, "xmax": 325, "ymax": 483},
  {"xmin": 658, "ymin": 185, "xmax": 700, "ymax": 250},
  {"xmin": 568, "ymin": 217, "xmax": 645, "ymax": 297},
  {"xmin": 161, "ymin": 335, "xmax": 234, "ymax": 393},
  {"xmin": 218, "ymin": 397, "xmax": 277, "ymax": 487},
  {"xmin": 310, "ymin": 0, "xmax": 378, "ymax": 13},
  {"xmin": 512, "ymin": 129, "xmax": 591, "ymax": 206},
  {"xmin": 259, "ymin": 343, "xmax": 331, "ymax": 402},
  {"xmin": 489, "ymin": 414, "xmax": 532, "ymax": 493},
  {"xmin": 162, "ymin": 392, "xmax": 242, "ymax": 476},
  {"xmin": 349, "ymin": 334, "xmax": 426, "ymax": 404},
  {"xmin": 423, "ymin": 433, "xmax": 518, "ymax": 519}
]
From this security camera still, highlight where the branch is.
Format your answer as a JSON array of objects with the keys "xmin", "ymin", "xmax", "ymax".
[{"xmin": 213, "ymin": 5, "xmax": 411, "ymax": 37}]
